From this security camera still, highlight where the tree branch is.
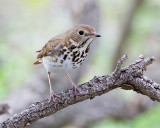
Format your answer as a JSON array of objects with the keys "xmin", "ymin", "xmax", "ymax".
[{"xmin": 0, "ymin": 55, "xmax": 159, "ymax": 128}]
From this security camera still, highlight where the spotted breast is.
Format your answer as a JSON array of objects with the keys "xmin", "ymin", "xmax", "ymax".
[{"xmin": 42, "ymin": 37, "xmax": 93, "ymax": 73}]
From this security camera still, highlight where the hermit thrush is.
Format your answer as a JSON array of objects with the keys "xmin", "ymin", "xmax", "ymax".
[{"xmin": 34, "ymin": 24, "xmax": 101, "ymax": 102}]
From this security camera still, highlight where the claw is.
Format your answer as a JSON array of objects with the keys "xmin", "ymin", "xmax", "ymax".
[
  {"xmin": 72, "ymin": 83, "xmax": 80, "ymax": 96},
  {"xmin": 49, "ymin": 90, "xmax": 60, "ymax": 108}
]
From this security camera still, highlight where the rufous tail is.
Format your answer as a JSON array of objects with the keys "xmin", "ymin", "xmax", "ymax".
[{"xmin": 33, "ymin": 58, "xmax": 42, "ymax": 64}]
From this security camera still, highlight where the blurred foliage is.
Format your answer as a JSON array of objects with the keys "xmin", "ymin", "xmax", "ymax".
[
  {"xmin": 61, "ymin": 105, "xmax": 160, "ymax": 128},
  {"xmin": 0, "ymin": 43, "xmax": 32, "ymax": 99},
  {"xmin": 127, "ymin": 0, "xmax": 160, "ymax": 57},
  {"xmin": 89, "ymin": 105, "xmax": 160, "ymax": 128}
]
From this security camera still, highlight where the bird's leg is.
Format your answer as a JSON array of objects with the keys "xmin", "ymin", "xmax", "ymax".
[
  {"xmin": 65, "ymin": 73, "xmax": 80, "ymax": 96},
  {"xmin": 48, "ymin": 72, "xmax": 60, "ymax": 103}
]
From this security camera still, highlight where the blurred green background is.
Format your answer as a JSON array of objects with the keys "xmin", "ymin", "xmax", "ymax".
[{"xmin": 0, "ymin": 0, "xmax": 160, "ymax": 127}]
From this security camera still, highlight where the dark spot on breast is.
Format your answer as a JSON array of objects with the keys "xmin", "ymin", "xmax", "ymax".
[
  {"xmin": 69, "ymin": 45, "xmax": 76, "ymax": 51},
  {"xmin": 81, "ymin": 51, "xmax": 84, "ymax": 58},
  {"xmin": 63, "ymin": 54, "xmax": 67, "ymax": 60},
  {"xmin": 81, "ymin": 40, "xmax": 86, "ymax": 46},
  {"xmin": 85, "ymin": 46, "xmax": 90, "ymax": 53},
  {"xmin": 72, "ymin": 56, "xmax": 76, "ymax": 62},
  {"xmin": 75, "ymin": 58, "xmax": 79, "ymax": 62},
  {"xmin": 73, "ymin": 51, "xmax": 78, "ymax": 55},
  {"xmin": 77, "ymin": 60, "xmax": 82, "ymax": 64},
  {"xmin": 76, "ymin": 52, "xmax": 80, "ymax": 56},
  {"xmin": 60, "ymin": 60, "xmax": 63, "ymax": 64},
  {"xmin": 63, "ymin": 49, "xmax": 67, "ymax": 52}
]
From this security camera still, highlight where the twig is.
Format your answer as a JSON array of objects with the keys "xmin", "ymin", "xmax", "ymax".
[
  {"xmin": 112, "ymin": 0, "xmax": 144, "ymax": 70},
  {"xmin": 0, "ymin": 55, "xmax": 159, "ymax": 128},
  {"xmin": 0, "ymin": 103, "xmax": 9, "ymax": 115}
]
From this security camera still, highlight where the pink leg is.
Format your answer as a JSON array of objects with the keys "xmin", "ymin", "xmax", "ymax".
[
  {"xmin": 48, "ymin": 72, "xmax": 59, "ymax": 103},
  {"xmin": 65, "ymin": 73, "xmax": 80, "ymax": 95}
]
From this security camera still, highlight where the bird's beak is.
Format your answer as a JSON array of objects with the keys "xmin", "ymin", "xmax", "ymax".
[{"xmin": 87, "ymin": 32, "xmax": 101, "ymax": 38}]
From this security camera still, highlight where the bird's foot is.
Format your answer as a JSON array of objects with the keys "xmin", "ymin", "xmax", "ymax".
[
  {"xmin": 49, "ymin": 90, "xmax": 60, "ymax": 108},
  {"xmin": 72, "ymin": 83, "xmax": 80, "ymax": 97}
]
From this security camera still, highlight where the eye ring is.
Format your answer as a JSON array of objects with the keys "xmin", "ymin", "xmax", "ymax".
[{"xmin": 78, "ymin": 29, "xmax": 84, "ymax": 35}]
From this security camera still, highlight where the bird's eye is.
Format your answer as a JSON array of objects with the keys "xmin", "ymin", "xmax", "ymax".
[{"xmin": 78, "ymin": 30, "xmax": 84, "ymax": 35}]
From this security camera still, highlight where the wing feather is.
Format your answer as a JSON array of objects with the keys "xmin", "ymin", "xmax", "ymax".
[
  {"xmin": 33, "ymin": 31, "xmax": 69, "ymax": 64},
  {"xmin": 37, "ymin": 39, "xmax": 63, "ymax": 59}
]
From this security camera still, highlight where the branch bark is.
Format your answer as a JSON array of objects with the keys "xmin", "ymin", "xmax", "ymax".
[{"xmin": 0, "ymin": 54, "xmax": 159, "ymax": 128}]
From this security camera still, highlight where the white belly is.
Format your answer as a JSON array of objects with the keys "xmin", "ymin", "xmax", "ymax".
[{"xmin": 42, "ymin": 56, "xmax": 74, "ymax": 73}]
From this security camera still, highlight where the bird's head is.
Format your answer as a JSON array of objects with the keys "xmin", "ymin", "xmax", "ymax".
[{"xmin": 68, "ymin": 24, "xmax": 101, "ymax": 46}]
